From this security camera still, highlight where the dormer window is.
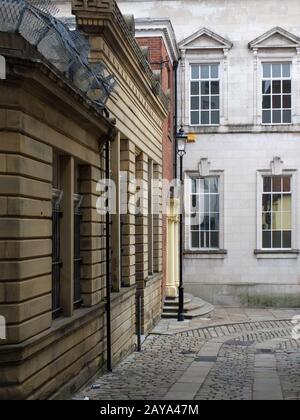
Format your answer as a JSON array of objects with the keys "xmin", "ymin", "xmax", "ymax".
[{"xmin": 262, "ymin": 63, "xmax": 292, "ymax": 125}]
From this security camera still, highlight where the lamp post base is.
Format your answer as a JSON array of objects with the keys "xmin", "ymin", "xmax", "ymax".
[{"xmin": 178, "ymin": 285, "xmax": 185, "ymax": 322}]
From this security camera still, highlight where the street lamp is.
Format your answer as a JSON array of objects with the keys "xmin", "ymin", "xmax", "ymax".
[{"xmin": 176, "ymin": 125, "xmax": 187, "ymax": 322}]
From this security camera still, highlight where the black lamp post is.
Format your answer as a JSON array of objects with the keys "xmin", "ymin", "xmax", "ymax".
[{"xmin": 176, "ymin": 125, "xmax": 187, "ymax": 322}]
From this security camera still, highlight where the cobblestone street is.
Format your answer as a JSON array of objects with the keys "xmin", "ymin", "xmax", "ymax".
[{"xmin": 76, "ymin": 308, "xmax": 300, "ymax": 401}]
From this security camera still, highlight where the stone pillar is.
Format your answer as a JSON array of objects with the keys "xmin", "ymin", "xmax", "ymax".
[
  {"xmin": 120, "ymin": 139, "xmax": 136, "ymax": 286},
  {"xmin": 80, "ymin": 163, "xmax": 106, "ymax": 306},
  {"xmin": 60, "ymin": 155, "xmax": 74, "ymax": 317},
  {"xmin": 166, "ymin": 198, "xmax": 180, "ymax": 297},
  {"xmin": 135, "ymin": 151, "xmax": 149, "ymax": 285}
]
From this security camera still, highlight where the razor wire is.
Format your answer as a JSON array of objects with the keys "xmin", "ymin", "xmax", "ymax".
[{"xmin": 0, "ymin": 0, "xmax": 115, "ymax": 107}]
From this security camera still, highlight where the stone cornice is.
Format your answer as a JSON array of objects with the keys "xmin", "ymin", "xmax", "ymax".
[
  {"xmin": 1, "ymin": 53, "xmax": 115, "ymax": 137},
  {"xmin": 71, "ymin": 0, "xmax": 169, "ymax": 113}
]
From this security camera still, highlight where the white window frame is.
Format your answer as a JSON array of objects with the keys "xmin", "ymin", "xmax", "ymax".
[
  {"xmin": 185, "ymin": 171, "xmax": 224, "ymax": 251},
  {"xmin": 189, "ymin": 63, "xmax": 221, "ymax": 127},
  {"xmin": 261, "ymin": 62, "xmax": 293, "ymax": 126},
  {"xmin": 257, "ymin": 170, "xmax": 297, "ymax": 250}
]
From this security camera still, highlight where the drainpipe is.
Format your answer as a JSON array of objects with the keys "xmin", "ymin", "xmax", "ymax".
[
  {"xmin": 105, "ymin": 137, "xmax": 112, "ymax": 372},
  {"xmin": 173, "ymin": 58, "xmax": 181, "ymax": 179}
]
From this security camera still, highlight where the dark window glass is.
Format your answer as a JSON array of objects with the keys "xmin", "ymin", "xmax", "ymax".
[
  {"xmin": 211, "ymin": 111, "xmax": 220, "ymax": 125},
  {"xmin": 210, "ymin": 214, "xmax": 219, "ymax": 230},
  {"xmin": 282, "ymin": 177, "xmax": 291, "ymax": 192},
  {"xmin": 283, "ymin": 95, "xmax": 291, "ymax": 108},
  {"xmin": 263, "ymin": 177, "xmax": 272, "ymax": 192},
  {"xmin": 210, "ymin": 195, "xmax": 219, "ymax": 213},
  {"xmin": 201, "ymin": 111, "xmax": 209, "ymax": 125},
  {"xmin": 282, "ymin": 64, "xmax": 290, "ymax": 78},
  {"xmin": 262, "ymin": 110, "xmax": 271, "ymax": 124},
  {"xmin": 201, "ymin": 96, "xmax": 210, "ymax": 110},
  {"xmin": 210, "ymin": 232, "xmax": 219, "ymax": 248},
  {"xmin": 210, "ymin": 177, "xmax": 219, "ymax": 193},
  {"xmin": 272, "ymin": 231, "xmax": 281, "ymax": 248},
  {"xmin": 262, "ymin": 231, "xmax": 271, "ymax": 248},
  {"xmin": 272, "ymin": 64, "xmax": 281, "ymax": 78},
  {"xmin": 201, "ymin": 65, "xmax": 210, "ymax": 79},
  {"xmin": 200, "ymin": 214, "xmax": 210, "ymax": 230},
  {"xmin": 262, "ymin": 213, "xmax": 272, "ymax": 230},
  {"xmin": 191, "ymin": 111, "xmax": 199, "ymax": 125},
  {"xmin": 211, "ymin": 81, "xmax": 219, "ymax": 94},
  {"xmin": 283, "ymin": 80, "xmax": 291, "ymax": 93},
  {"xmin": 191, "ymin": 65, "xmax": 199, "ymax": 79},
  {"xmin": 283, "ymin": 110, "xmax": 291, "ymax": 124},
  {"xmin": 191, "ymin": 96, "xmax": 200, "ymax": 110},
  {"xmin": 191, "ymin": 81, "xmax": 200, "ymax": 95},
  {"xmin": 211, "ymin": 64, "xmax": 219, "ymax": 78},
  {"xmin": 273, "ymin": 110, "xmax": 281, "ymax": 123},
  {"xmin": 201, "ymin": 81, "xmax": 210, "ymax": 94},
  {"xmin": 211, "ymin": 96, "xmax": 219, "ymax": 110},
  {"xmin": 272, "ymin": 80, "xmax": 281, "ymax": 93},
  {"xmin": 191, "ymin": 232, "xmax": 200, "ymax": 248},
  {"xmin": 263, "ymin": 64, "xmax": 271, "ymax": 78},
  {"xmin": 262, "ymin": 194, "xmax": 271, "ymax": 211},
  {"xmin": 282, "ymin": 231, "xmax": 292, "ymax": 248},
  {"xmin": 272, "ymin": 194, "xmax": 281, "ymax": 211},
  {"xmin": 272, "ymin": 177, "xmax": 281, "ymax": 192},
  {"xmin": 262, "ymin": 95, "xmax": 271, "ymax": 109},
  {"xmin": 272, "ymin": 95, "xmax": 281, "ymax": 109}
]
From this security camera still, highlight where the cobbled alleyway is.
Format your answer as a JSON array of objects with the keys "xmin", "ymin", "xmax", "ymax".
[{"xmin": 75, "ymin": 307, "xmax": 300, "ymax": 401}]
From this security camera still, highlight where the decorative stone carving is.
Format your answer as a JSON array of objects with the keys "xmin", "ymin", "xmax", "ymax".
[
  {"xmin": 271, "ymin": 156, "xmax": 284, "ymax": 175},
  {"xmin": 199, "ymin": 158, "xmax": 211, "ymax": 177}
]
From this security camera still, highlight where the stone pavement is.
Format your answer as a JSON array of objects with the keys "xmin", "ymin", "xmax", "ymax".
[{"xmin": 75, "ymin": 307, "xmax": 300, "ymax": 401}]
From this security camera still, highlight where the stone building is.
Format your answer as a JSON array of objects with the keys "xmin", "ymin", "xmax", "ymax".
[
  {"xmin": 0, "ymin": 0, "xmax": 167, "ymax": 399},
  {"xmin": 119, "ymin": 0, "xmax": 300, "ymax": 307}
]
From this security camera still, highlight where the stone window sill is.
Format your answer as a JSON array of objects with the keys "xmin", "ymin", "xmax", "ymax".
[
  {"xmin": 254, "ymin": 249, "xmax": 300, "ymax": 259},
  {"xmin": 184, "ymin": 250, "xmax": 227, "ymax": 259}
]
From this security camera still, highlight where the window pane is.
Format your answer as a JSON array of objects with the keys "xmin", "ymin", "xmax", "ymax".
[
  {"xmin": 201, "ymin": 96, "xmax": 210, "ymax": 110},
  {"xmin": 210, "ymin": 213, "xmax": 219, "ymax": 230},
  {"xmin": 272, "ymin": 194, "xmax": 282, "ymax": 211},
  {"xmin": 211, "ymin": 64, "xmax": 219, "ymax": 79},
  {"xmin": 283, "ymin": 80, "xmax": 291, "ymax": 93},
  {"xmin": 262, "ymin": 231, "xmax": 271, "ymax": 248},
  {"xmin": 282, "ymin": 195, "xmax": 291, "ymax": 211},
  {"xmin": 201, "ymin": 65, "xmax": 210, "ymax": 79},
  {"xmin": 272, "ymin": 95, "xmax": 281, "ymax": 109},
  {"xmin": 282, "ymin": 177, "xmax": 291, "ymax": 192},
  {"xmin": 272, "ymin": 64, "xmax": 281, "ymax": 78},
  {"xmin": 211, "ymin": 81, "xmax": 219, "ymax": 94},
  {"xmin": 272, "ymin": 212, "xmax": 282, "ymax": 229},
  {"xmin": 263, "ymin": 64, "xmax": 271, "ymax": 78},
  {"xmin": 199, "ymin": 179, "xmax": 205, "ymax": 194},
  {"xmin": 200, "ymin": 231, "xmax": 206, "ymax": 248},
  {"xmin": 283, "ymin": 95, "xmax": 291, "ymax": 109},
  {"xmin": 211, "ymin": 96, "xmax": 219, "ymax": 110},
  {"xmin": 262, "ymin": 213, "xmax": 271, "ymax": 230},
  {"xmin": 201, "ymin": 111, "xmax": 209, "ymax": 125},
  {"xmin": 272, "ymin": 110, "xmax": 281, "ymax": 123},
  {"xmin": 210, "ymin": 232, "xmax": 219, "ymax": 248},
  {"xmin": 272, "ymin": 176, "xmax": 281, "ymax": 192},
  {"xmin": 262, "ymin": 95, "xmax": 271, "ymax": 109},
  {"xmin": 263, "ymin": 177, "xmax": 272, "ymax": 192},
  {"xmin": 191, "ymin": 65, "xmax": 199, "ymax": 79},
  {"xmin": 191, "ymin": 111, "xmax": 199, "ymax": 125},
  {"xmin": 272, "ymin": 231, "xmax": 281, "ymax": 248},
  {"xmin": 272, "ymin": 80, "xmax": 281, "ymax": 94},
  {"xmin": 204, "ymin": 196, "xmax": 209, "ymax": 213},
  {"xmin": 210, "ymin": 177, "xmax": 219, "ymax": 193},
  {"xmin": 282, "ymin": 63, "xmax": 291, "ymax": 78},
  {"xmin": 282, "ymin": 231, "xmax": 291, "ymax": 248},
  {"xmin": 282, "ymin": 212, "xmax": 292, "ymax": 230},
  {"xmin": 210, "ymin": 195, "xmax": 219, "ymax": 212},
  {"xmin": 204, "ymin": 178, "xmax": 210, "ymax": 193},
  {"xmin": 191, "ymin": 97, "xmax": 200, "ymax": 110},
  {"xmin": 262, "ymin": 194, "xmax": 271, "ymax": 211},
  {"xmin": 190, "ymin": 216, "xmax": 199, "ymax": 231},
  {"xmin": 201, "ymin": 81, "xmax": 210, "ymax": 94},
  {"xmin": 262, "ymin": 80, "xmax": 271, "ymax": 94},
  {"xmin": 283, "ymin": 110, "xmax": 291, "ymax": 124},
  {"xmin": 191, "ymin": 81, "xmax": 200, "ymax": 95},
  {"xmin": 262, "ymin": 110, "xmax": 271, "ymax": 124},
  {"xmin": 191, "ymin": 232, "xmax": 200, "ymax": 248},
  {"xmin": 200, "ymin": 214, "xmax": 209, "ymax": 230},
  {"xmin": 211, "ymin": 111, "xmax": 220, "ymax": 125}
]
